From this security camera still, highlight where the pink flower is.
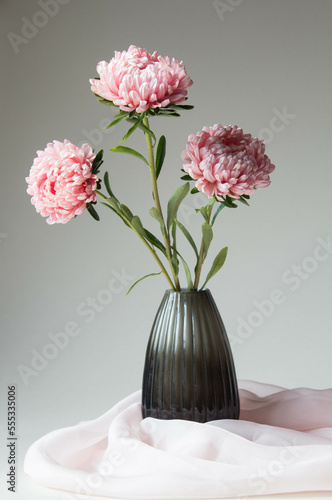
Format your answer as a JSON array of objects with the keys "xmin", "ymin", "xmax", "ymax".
[
  {"xmin": 26, "ymin": 140, "xmax": 98, "ymax": 224},
  {"xmin": 181, "ymin": 125, "xmax": 275, "ymax": 200},
  {"xmin": 90, "ymin": 45, "xmax": 193, "ymax": 113}
]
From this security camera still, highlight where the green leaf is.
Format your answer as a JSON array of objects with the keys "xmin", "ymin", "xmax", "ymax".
[
  {"xmin": 113, "ymin": 110, "xmax": 129, "ymax": 119},
  {"xmin": 180, "ymin": 174, "xmax": 193, "ymax": 181},
  {"xmin": 237, "ymin": 195, "xmax": 250, "ymax": 206},
  {"xmin": 105, "ymin": 114, "xmax": 127, "ymax": 129},
  {"xmin": 144, "ymin": 229, "xmax": 167, "ymax": 256},
  {"xmin": 138, "ymin": 122, "xmax": 156, "ymax": 145},
  {"xmin": 131, "ymin": 216, "xmax": 146, "ymax": 237},
  {"xmin": 119, "ymin": 204, "xmax": 133, "ymax": 221},
  {"xmin": 172, "ymin": 104, "xmax": 194, "ymax": 110},
  {"xmin": 149, "ymin": 207, "xmax": 166, "ymax": 236},
  {"xmin": 104, "ymin": 196, "xmax": 120, "ymax": 212},
  {"xmin": 171, "ymin": 221, "xmax": 179, "ymax": 277},
  {"xmin": 199, "ymin": 206, "xmax": 209, "ymax": 222},
  {"xmin": 174, "ymin": 219, "xmax": 199, "ymax": 259},
  {"xmin": 109, "ymin": 146, "xmax": 149, "ymax": 166},
  {"xmin": 191, "ymin": 187, "xmax": 199, "ymax": 194},
  {"xmin": 101, "ymin": 202, "xmax": 131, "ymax": 228},
  {"xmin": 120, "ymin": 118, "xmax": 141, "ymax": 143},
  {"xmin": 171, "ymin": 252, "xmax": 179, "ymax": 278},
  {"xmin": 94, "ymin": 94, "xmax": 116, "ymax": 106},
  {"xmin": 201, "ymin": 222, "xmax": 213, "ymax": 259},
  {"xmin": 224, "ymin": 195, "xmax": 238, "ymax": 208},
  {"xmin": 201, "ymin": 247, "xmax": 228, "ymax": 290},
  {"xmin": 211, "ymin": 203, "xmax": 225, "ymax": 226},
  {"xmin": 171, "ymin": 246, "xmax": 194, "ymax": 291},
  {"xmin": 166, "ymin": 182, "xmax": 189, "ymax": 230},
  {"xmin": 91, "ymin": 149, "xmax": 104, "ymax": 174},
  {"xmin": 86, "ymin": 203, "xmax": 100, "ymax": 221},
  {"xmin": 103, "ymin": 171, "xmax": 116, "ymax": 198},
  {"xmin": 126, "ymin": 272, "xmax": 162, "ymax": 295},
  {"xmin": 155, "ymin": 135, "xmax": 166, "ymax": 179}
]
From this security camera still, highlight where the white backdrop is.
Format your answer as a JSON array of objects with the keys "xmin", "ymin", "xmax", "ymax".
[{"xmin": 1, "ymin": 1, "xmax": 332, "ymax": 499}]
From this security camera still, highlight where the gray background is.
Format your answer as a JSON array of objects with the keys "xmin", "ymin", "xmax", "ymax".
[{"xmin": 1, "ymin": 0, "xmax": 332, "ymax": 499}]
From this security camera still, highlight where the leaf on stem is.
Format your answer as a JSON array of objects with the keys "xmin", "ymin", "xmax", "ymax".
[
  {"xmin": 94, "ymin": 95, "xmax": 116, "ymax": 106},
  {"xmin": 201, "ymin": 247, "xmax": 228, "ymax": 290},
  {"xmin": 211, "ymin": 203, "xmax": 225, "ymax": 226},
  {"xmin": 131, "ymin": 216, "xmax": 147, "ymax": 238},
  {"xmin": 143, "ymin": 229, "xmax": 167, "ymax": 256},
  {"xmin": 166, "ymin": 182, "xmax": 189, "ymax": 230},
  {"xmin": 105, "ymin": 114, "xmax": 128, "ymax": 129},
  {"xmin": 149, "ymin": 207, "xmax": 166, "ymax": 236},
  {"xmin": 201, "ymin": 222, "xmax": 213, "ymax": 259},
  {"xmin": 155, "ymin": 135, "xmax": 166, "ymax": 179},
  {"xmin": 103, "ymin": 171, "xmax": 116, "ymax": 198},
  {"xmin": 86, "ymin": 203, "xmax": 100, "ymax": 221},
  {"xmin": 109, "ymin": 146, "xmax": 149, "ymax": 166},
  {"xmin": 180, "ymin": 174, "xmax": 193, "ymax": 181},
  {"xmin": 120, "ymin": 118, "xmax": 142, "ymax": 143},
  {"xmin": 119, "ymin": 204, "xmax": 133, "ymax": 221},
  {"xmin": 171, "ymin": 246, "xmax": 194, "ymax": 291},
  {"xmin": 101, "ymin": 202, "xmax": 131, "ymax": 228},
  {"xmin": 138, "ymin": 122, "xmax": 156, "ymax": 145},
  {"xmin": 126, "ymin": 272, "xmax": 162, "ymax": 295},
  {"xmin": 174, "ymin": 219, "xmax": 199, "ymax": 259},
  {"xmin": 91, "ymin": 149, "xmax": 104, "ymax": 175}
]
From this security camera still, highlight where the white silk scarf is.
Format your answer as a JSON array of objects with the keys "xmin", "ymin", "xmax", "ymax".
[{"xmin": 24, "ymin": 381, "xmax": 332, "ymax": 498}]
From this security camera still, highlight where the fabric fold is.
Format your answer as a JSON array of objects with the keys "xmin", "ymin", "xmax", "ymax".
[{"xmin": 24, "ymin": 381, "xmax": 332, "ymax": 498}]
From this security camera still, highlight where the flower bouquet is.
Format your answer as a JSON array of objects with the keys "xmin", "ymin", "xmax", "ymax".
[{"xmin": 26, "ymin": 45, "xmax": 275, "ymax": 422}]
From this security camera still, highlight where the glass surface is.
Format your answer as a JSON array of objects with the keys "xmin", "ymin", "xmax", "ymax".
[{"xmin": 142, "ymin": 289, "xmax": 240, "ymax": 422}]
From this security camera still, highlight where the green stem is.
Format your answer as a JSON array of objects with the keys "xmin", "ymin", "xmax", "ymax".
[
  {"xmin": 142, "ymin": 116, "xmax": 181, "ymax": 291},
  {"xmin": 194, "ymin": 204, "xmax": 214, "ymax": 290},
  {"xmin": 96, "ymin": 191, "xmax": 175, "ymax": 291}
]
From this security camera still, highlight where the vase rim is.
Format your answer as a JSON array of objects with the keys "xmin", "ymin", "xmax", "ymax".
[{"xmin": 164, "ymin": 288, "xmax": 210, "ymax": 295}]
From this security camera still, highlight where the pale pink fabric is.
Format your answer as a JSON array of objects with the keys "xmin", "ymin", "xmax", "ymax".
[{"xmin": 24, "ymin": 381, "xmax": 332, "ymax": 498}]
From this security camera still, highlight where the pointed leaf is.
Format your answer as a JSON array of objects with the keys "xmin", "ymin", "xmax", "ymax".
[
  {"xmin": 94, "ymin": 95, "xmax": 116, "ymax": 106},
  {"xmin": 149, "ymin": 207, "xmax": 166, "ymax": 236},
  {"xmin": 120, "ymin": 118, "xmax": 141, "ymax": 143},
  {"xmin": 199, "ymin": 206, "xmax": 209, "ymax": 222},
  {"xmin": 201, "ymin": 247, "xmax": 228, "ymax": 290},
  {"xmin": 101, "ymin": 202, "xmax": 131, "ymax": 228},
  {"xmin": 180, "ymin": 174, "xmax": 193, "ymax": 181},
  {"xmin": 171, "ymin": 252, "xmax": 179, "ymax": 278},
  {"xmin": 174, "ymin": 219, "xmax": 199, "ymax": 259},
  {"xmin": 171, "ymin": 246, "xmax": 194, "ymax": 291},
  {"xmin": 237, "ymin": 195, "xmax": 250, "ymax": 206},
  {"xmin": 91, "ymin": 149, "xmax": 104, "ymax": 174},
  {"xmin": 166, "ymin": 182, "xmax": 189, "ymax": 230},
  {"xmin": 155, "ymin": 135, "xmax": 166, "ymax": 179},
  {"xmin": 105, "ymin": 114, "xmax": 127, "ymax": 129},
  {"xmin": 86, "ymin": 203, "xmax": 100, "ymax": 221},
  {"xmin": 211, "ymin": 203, "xmax": 225, "ymax": 226},
  {"xmin": 138, "ymin": 122, "xmax": 156, "ymax": 145},
  {"xmin": 201, "ymin": 222, "xmax": 213, "ymax": 259},
  {"xmin": 126, "ymin": 272, "xmax": 162, "ymax": 295},
  {"xmin": 119, "ymin": 204, "xmax": 133, "ymax": 221},
  {"xmin": 131, "ymin": 216, "xmax": 147, "ymax": 238},
  {"xmin": 110, "ymin": 146, "xmax": 149, "ymax": 165},
  {"xmin": 103, "ymin": 171, "xmax": 116, "ymax": 199},
  {"xmin": 144, "ymin": 229, "xmax": 167, "ymax": 256},
  {"xmin": 191, "ymin": 187, "xmax": 199, "ymax": 194}
]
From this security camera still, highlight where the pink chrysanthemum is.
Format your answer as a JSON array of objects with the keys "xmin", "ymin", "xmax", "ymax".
[
  {"xmin": 26, "ymin": 140, "xmax": 98, "ymax": 224},
  {"xmin": 181, "ymin": 125, "xmax": 275, "ymax": 200},
  {"xmin": 90, "ymin": 45, "xmax": 193, "ymax": 113}
]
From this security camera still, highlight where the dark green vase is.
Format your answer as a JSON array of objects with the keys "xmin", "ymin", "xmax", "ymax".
[{"xmin": 142, "ymin": 289, "xmax": 240, "ymax": 422}]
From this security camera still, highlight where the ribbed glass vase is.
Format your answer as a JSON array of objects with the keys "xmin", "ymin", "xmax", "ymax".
[{"xmin": 142, "ymin": 289, "xmax": 240, "ymax": 422}]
